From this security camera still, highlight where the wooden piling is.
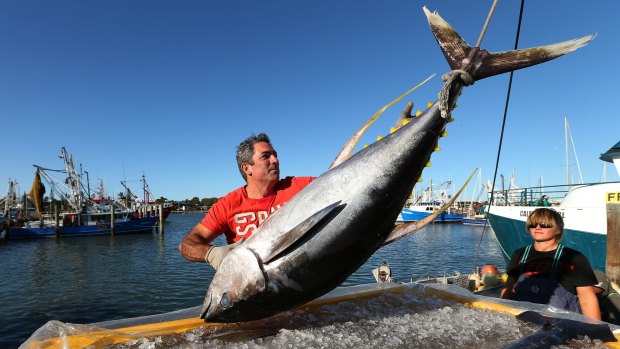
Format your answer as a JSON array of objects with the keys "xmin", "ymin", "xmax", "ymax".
[
  {"xmin": 110, "ymin": 206, "xmax": 115, "ymax": 236},
  {"xmin": 158, "ymin": 205, "xmax": 164, "ymax": 234},
  {"xmin": 606, "ymin": 192, "xmax": 620, "ymax": 290},
  {"xmin": 54, "ymin": 205, "xmax": 60, "ymax": 237}
]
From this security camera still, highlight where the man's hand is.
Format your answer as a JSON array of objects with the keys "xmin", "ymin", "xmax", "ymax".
[{"xmin": 205, "ymin": 239, "xmax": 244, "ymax": 270}]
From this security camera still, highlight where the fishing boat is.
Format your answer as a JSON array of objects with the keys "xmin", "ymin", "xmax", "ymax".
[
  {"xmin": 462, "ymin": 170, "xmax": 489, "ymax": 226},
  {"xmin": 3, "ymin": 147, "xmax": 159, "ymax": 240},
  {"xmin": 120, "ymin": 174, "xmax": 174, "ymax": 221},
  {"xmin": 0, "ymin": 214, "xmax": 8, "ymax": 239},
  {"xmin": 7, "ymin": 213, "xmax": 158, "ymax": 239},
  {"xmin": 1, "ymin": 178, "xmax": 39, "ymax": 225},
  {"xmin": 462, "ymin": 213, "xmax": 488, "ymax": 226},
  {"xmin": 398, "ymin": 179, "xmax": 465, "ymax": 223}
]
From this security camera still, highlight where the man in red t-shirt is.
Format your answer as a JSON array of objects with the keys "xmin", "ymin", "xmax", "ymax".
[{"xmin": 179, "ymin": 133, "xmax": 314, "ymax": 269}]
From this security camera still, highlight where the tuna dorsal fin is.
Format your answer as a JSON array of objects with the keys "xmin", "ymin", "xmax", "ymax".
[
  {"xmin": 382, "ymin": 168, "xmax": 477, "ymax": 246},
  {"xmin": 263, "ymin": 201, "xmax": 343, "ymax": 264},
  {"xmin": 329, "ymin": 74, "xmax": 435, "ymax": 169}
]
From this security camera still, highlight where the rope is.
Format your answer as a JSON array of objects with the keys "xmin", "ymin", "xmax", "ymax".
[
  {"xmin": 472, "ymin": 0, "xmax": 526, "ymax": 273},
  {"xmin": 439, "ymin": 70, "xmax": 474, "ymax": 119},
  {"xmin": 476, "ymin": 0, "xmax": 500, "ymax": 47},
  {"xmin": 439, "ymin": 0, "xmax": 499, "ymax": 120}
]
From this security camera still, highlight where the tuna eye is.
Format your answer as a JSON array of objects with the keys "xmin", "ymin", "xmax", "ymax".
[{"xmin": 220, "ymin": 293, "xmax": 231, "ymax": 308}]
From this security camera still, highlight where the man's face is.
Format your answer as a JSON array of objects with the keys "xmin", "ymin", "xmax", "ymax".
[
  {"xmin": 247, "ymin": 142, "xmax": 279, "ymax": 183},
  {"xmin": 528, "ymin": 222, "xmax": 559, "ymax": 243}
]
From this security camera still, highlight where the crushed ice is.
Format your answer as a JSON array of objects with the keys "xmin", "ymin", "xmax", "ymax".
[{"xmin": 112, "ymin": 291, "xmax": 531, "ymax": 349}]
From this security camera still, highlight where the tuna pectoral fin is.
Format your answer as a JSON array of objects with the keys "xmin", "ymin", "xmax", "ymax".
[
  {"xmin": 329, "ymin": 74, "xmax": 435, "ymax": 169},
  {"xmin": 382, "ymin": 168, "xmax": 477, "ymax": 246},
  {"xmin": 262, "ymin": 201, "xmax": 343, "ymax": 264}
]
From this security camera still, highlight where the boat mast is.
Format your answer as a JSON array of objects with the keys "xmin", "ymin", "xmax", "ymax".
[
  {"xmin": 429, "ymin": 179, "xmax": 433, "ymax": 204},
  {"xmin": 119, "ymin": 180, "xmax": 134, "ymax": 209},
  {"xmin": 3, "ymin": 179, "xmax": 18, "ymax": 217},
  {"xmin": 467, "ymin": 169, "xmax": 484, "ymax": 217},
  {"xmin": 564, "ymin": 116, "xmax": 584, "ymax": 185},
  {"xmin": 142, "ymin": 174, "xmax": 149, "ymax": 204},
  {"xmin": 565, "ymin": 116, "xmax": 570, "ymax": 185},
  {"xmin": 59, "ymin": 147, "xmax": 83, "ymax": 216}
]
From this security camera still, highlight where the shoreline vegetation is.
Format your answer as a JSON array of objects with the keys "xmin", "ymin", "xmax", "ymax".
[{"xmin": 171, "ymin": 210, "xmax": 207, "ymax": 214}]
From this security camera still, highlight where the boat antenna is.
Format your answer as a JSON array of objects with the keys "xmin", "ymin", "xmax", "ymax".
[{"xmin": 473, "ymin": 0, "xmax": 526, "ymax": 272}]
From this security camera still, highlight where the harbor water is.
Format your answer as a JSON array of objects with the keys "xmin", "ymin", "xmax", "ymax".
[{"xmin": 0, "ymin": 213, "xmax": 510, "ymax": 348}]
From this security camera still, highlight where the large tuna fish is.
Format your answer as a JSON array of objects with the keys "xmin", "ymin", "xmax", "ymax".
[{"xmin": 201, "ymin": 7, "xmax": 592, "ymax": 322}]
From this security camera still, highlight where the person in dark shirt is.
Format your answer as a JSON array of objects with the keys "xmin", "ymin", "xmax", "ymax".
[{"xmin": 500, "ymin": 208, "xmax": 601, "ymax": 320}]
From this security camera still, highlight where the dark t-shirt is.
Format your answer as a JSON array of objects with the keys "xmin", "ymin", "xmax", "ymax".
[{"xmin": 506, "ymin": 246, "xmax": 598, "ymax": 295}]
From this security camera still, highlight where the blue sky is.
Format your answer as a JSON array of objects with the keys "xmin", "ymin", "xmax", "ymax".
[{"xmin": 1, "ymin": 1, "xmax": 618, "ymax": 201}]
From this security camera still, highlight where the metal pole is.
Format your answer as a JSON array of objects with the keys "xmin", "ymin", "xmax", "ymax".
[{"xmin": 84, "ymin": 171, "xmax": 90, "ymax": 200}]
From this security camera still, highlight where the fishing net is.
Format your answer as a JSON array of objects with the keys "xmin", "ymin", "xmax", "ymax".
[{"xmin": 28, "ymin": 170, "xmax": 46, "ymax": 221}]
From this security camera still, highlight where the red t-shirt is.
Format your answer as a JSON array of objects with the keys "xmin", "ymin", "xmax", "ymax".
[{"xmin": 201, "ymin": 176, "xmax": 315, "ymax": 243}]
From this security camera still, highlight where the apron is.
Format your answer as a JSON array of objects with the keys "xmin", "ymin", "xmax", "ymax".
[{"xmin": 513, "ymin": 244, "xmax": 580, "ymax": 312}]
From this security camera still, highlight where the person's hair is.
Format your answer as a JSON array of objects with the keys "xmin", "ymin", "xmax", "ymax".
[
  {"xmin": 236, "ymin": 133, "xmax": 272, "ymax": 181},
  {"xmin": 526, "ymin": 208, "xmax": 564, "ymax": 242}
]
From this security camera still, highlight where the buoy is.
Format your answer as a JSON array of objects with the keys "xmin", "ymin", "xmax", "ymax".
[
  {"xmin": 481, "ymin": 273, "xmax": 500, "ymax": 287},
  {"xmin": 468, "ymin": 273, "xmax": 482, "ymax": 290},
  {"xmin": 481, "ymin": 265, "xmax": 499, "ymax": 275}
]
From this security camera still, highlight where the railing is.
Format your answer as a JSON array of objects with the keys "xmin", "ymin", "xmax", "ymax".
[{"xmin": 492, "ymin": 181, "xmax": 620, "ymax": 206}]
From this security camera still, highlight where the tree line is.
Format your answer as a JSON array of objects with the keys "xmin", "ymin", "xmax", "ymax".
[{"xmin": 155, "ymin": 196, "xmax": 219, "ymax": 209}]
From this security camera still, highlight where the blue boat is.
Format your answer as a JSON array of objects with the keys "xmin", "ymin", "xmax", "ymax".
[
  {"xmin": 399, "ymin": 203, "xmax": 465, "ymax": 223},
  {"xmin": 397, "ymin": 179, "xmax": 465, "ymax": 223},
  {"xmin": 486, "ymin": 140, "xmax": 620, "ymax": 272},
  {"xmin": 462, "ymin": 216, "xmax": 488, "ymax": 226},
  {"xmin": 7, "ymin": 213, "xmax": 157, "ymax": 239}
]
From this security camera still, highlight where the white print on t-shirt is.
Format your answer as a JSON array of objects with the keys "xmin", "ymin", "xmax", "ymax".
[{"xmin": 233, "ymin": 204, "xmax": 282, "ymax": 236}]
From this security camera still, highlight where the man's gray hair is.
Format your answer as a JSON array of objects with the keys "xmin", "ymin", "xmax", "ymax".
[{"xmin": 236, "ymin": 133, "xmax": 272, "ymax": 181}]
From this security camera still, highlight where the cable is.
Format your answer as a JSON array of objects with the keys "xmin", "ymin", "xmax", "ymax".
[{"xmin": 473, "ymin": 0, "xmax": 526, "ymax": 273}]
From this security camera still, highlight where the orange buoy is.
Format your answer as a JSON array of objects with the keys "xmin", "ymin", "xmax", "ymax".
[{"xmin": 481, "ymin": 265, "xmax": 499, "ymax": 275}]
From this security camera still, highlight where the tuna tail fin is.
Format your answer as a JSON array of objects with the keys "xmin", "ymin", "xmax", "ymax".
[{"xmin": 423, "ymin": 7, "xmax": 594, "ymax": 81}]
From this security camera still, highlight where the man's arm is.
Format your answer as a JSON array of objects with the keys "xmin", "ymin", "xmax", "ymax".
[
  {"xmin": 178, "ymin": 223, "xmax": 219, "ymax": 262},
  {"xmin": 576, "ymin": 285, "xmax": 602, "ymax": 320}
]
